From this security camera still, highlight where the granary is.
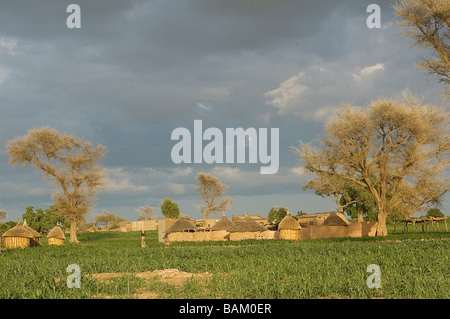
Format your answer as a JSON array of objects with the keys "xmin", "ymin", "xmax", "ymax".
[
  {"xmin": 23, "ymin": 219, "xmax": 41, "ymax": 247},
  {"xmin": 277, "ymin": 212, "xmax": 301, "ymax": 240},
  {"xmin": 1, "ymin": 220, "xmax": 34, "ymax": 249},
  {"xmin": 163, "ymin": 215, "xmax": 199, "ymax": 242},
  {"xmin": 47, "ymin": 223, "xmax": 66, "ymax": 245},
  {"xmin": 228, "ymin": 212, "xmax": 268, "ymax": 240},
  {"xmin": 210, "ymin": 213, "xmax": 235, "ymax": 241}
]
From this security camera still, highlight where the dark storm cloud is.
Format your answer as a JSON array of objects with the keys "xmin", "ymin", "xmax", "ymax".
[{"xmin": 0, "ymin": 0, "xmax": 447, "ymax": 221}]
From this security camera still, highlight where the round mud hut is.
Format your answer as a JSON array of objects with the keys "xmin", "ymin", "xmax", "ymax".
[
  {"xmin": 163, "ymin": 215, "xmax": 199, "ymax": 242},
  {"xmin": 278, "ymin": 212, "xmax": 301, "ymax": 240},
  {"xmin": 23, "ymin": 219, "xmax": 41, "ymax": 247},
  {"xmin": 47, "ymin": 223, "xmax": 65, "ymax": 245},
  {"xmin": 2, "ymin": 220, "xmax": 34, "ymax": 249},
  {"xmin": 210, "ymin": 212, "xmax": 235, "ymax": 241},
  {"xmin": 228, "ymin": 212, "xmax": 267, "ymax": 241}
]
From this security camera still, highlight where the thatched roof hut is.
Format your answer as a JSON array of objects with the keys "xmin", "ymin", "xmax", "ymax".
[
  {"xmin": 209, "ymin": 213, "xmax": 234, "ymax": 241},
  {"xmin": 2, "ymin": 220, "xmax": 34, "ymax": 249},
  {"xmin": 211, "ymin": 213, "xmax": 235, "ymax": 231},
  {"xmin": 23, "ymin": 219, "xmax": 41, "ymax": 246},
  {"xmin": 278, "ymin": 212, "xmax": 301, "ymax": 240},
  {"xmin": 228, "ymin": 212, "xmax": 267, "ymax": 240},
  {"xmin": 47, "ymin": 223, "xmax": 65, "ymax": 245},
  {"xmin": 165, "ymin": 215, "xmax": 198, "ymax": 234},
  {"xmin": 322, "ymin": 212, "xmax": 349, "ymax": 226},
  {"xmin": 163, "ymin": 215, "xmax": 199, "ymax": 242},
  {"xmin": 278, "ymin": 212, "xmax": 301, "ymax": 230}
]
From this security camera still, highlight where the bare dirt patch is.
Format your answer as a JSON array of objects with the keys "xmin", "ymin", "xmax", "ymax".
[{"xmin": 87, "ymin": 268, "xmax": 212, "ymax": 286}]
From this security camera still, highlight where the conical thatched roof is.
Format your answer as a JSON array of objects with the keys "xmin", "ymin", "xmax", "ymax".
[
  {"xmin": 322, "ymin": 212, "xmax": 349, "ymax": 226},
  {"xmin": 278, "ymin": 213, "xmax": 301, "ymax": 230},
  {"xmin": 2, "ymin": 221, "xmax": 34, "ymax": 238},
  {"xmin": 165, "ymin": 215, "xmax": 198, "ymax": 233},
  {"xmin": 211, "ymin": 213, "xmax": 235, "ymax": 231},
  {"xmin": 23, "ymin": 219, "xmax": 41, "ymax": 238},
  {"xmin": 228, "ymin": 212, "xmax": 267, "ymax": 232},
  {"xmin": 48, "ymin": 224, "xmax": 65, "ymax": 240}
]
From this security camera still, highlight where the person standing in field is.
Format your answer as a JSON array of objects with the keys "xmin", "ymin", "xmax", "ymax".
[{"xmin": 140, "ymin": 230, "xmax": 146, "ymax": 248}]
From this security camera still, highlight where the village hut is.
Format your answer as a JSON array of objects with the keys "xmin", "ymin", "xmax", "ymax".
[
  {"xmin": 2, "ymin": 220, "xmax": 34, "ymax": 249},
  {"xmin": 23, "ymin": 219, "xmax": 41, "ymax": 247},
  {"xmin": 278, "ymin": 212, "xmax": 301, "ymax": 240},
  {"xmin": 228, "ymin": 212, "xmax": 268, "ymax": 241},
  {"xmin": 164, "ymin": 215, "xmax": 199, "ymax": 242},
  {"xmin": 210, "ymin": 213, "xmax": 235, "ymax": 241},
  {"xmin": 322, "ymin": 212, "xmax": 349, "ymax": 226},
  {"xmin": 47, "ymin": 223, "xmax": 65, "ymax": 245}
]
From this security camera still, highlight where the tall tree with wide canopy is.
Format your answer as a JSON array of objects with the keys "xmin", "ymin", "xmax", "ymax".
[
  {"xmin": 292, "ymin": 97, "xmax": 449, "ymax": 236},
  {"xmin": 195, "ymin": 172, "xmax": 231, "ymax": 224},
  {"xmin": 6, "ymin": 127, "xmax": 107, "ymax": 242}
]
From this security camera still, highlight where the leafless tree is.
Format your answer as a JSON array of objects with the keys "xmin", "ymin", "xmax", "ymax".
[
  {"xmin": 136, "ymin": 205, "xmax": 158, "ymax": 221},
  {"xmin": 195, "ymin": 172, "xmax": 231, "ymax": 224},
  {"xmin": 394, "ymin": 0, "xmax": 450, "ymax": 96},
  {"xmin": 6, "ymin": 127, "xmax": 107, "ymax": 242},
  {"xmin": 292, "ymin": 97, "xmax": 449, "ymax": 236}
]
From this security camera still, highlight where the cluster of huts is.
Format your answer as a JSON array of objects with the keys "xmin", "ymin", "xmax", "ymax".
[
  {"xmin": 0, "ymin": 211, "xmax": 380, "ymax": 248},
  {"xmin": 161, "ymin": 211, "xmax": 378, "ymax": 243},
  {"xmin": 0, "ymin": 219, "xmax": 65, "ymax": 250}
]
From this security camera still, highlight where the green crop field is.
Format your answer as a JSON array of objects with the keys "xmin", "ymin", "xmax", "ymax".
[{"xmin": 0, "ymin": 225, "xmax": 449, "ymax": 299}]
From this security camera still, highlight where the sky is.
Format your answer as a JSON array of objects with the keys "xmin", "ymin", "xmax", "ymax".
[{"xmin": 0, "ymin": 0, "xmax": 448, "ymax": 223}]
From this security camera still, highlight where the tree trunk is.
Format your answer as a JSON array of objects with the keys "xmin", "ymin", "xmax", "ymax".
[
  {"xmin": 357, "ymin": 210, "xmax": 363, "ymax": 222},
  {"xmin": 202, "ymin": 208, "xmax": 210, "ymax": 227},
  {"xmin": 69, "ymin": 219, "xmax": 79, "ymax": 243},
  {"xmin": 376, "ymin": 211, "xmax": 388, "ymax": 236}
]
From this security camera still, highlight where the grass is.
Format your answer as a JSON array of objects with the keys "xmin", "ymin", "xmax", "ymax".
[{"xmin": 0, "ymin": 224, "xmax": 448, "ymax": 299}]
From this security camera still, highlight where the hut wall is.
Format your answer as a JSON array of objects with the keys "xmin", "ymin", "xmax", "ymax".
[
  {"xmin": 347, "ymin": 222, "xmax": 362, "ymax": 238},
  {"xmin": 166, "ymin": 231, "xmax": 212, "ymax": 242},
  {"xmin": 48, "ymin": 237, "xmax": 64, "ymax": 245},
  {"xmin": 279, "ymin": 229, "xmax": 300, "ymax": 240},
  {"xmin": 362, "ymin": 222, "xmax": 378, "ymax": 237},
  {"xmin": 229, "ymin": 231, "xmax": 255, "ymax": 241},
  {"xmin": 298, "ymin": 225, "xmax": 348, "ymax": 239},
  {"xmin": 229, "ymin": 231, "xmax": 271, "ymax": 241},
  {"xmin": 298, "ymin": 227, "xmax": 311, "ymax": 240},
  {"xmin": 257, "ymin": 230, "xmax": 276, "ymax": 239},
  {"xmin": 211, "ymin": 230, "xmax": 230, "ymax": 241},
  {"xmin": 120, "ymin": 220, "xmax": 158, "ymax": 232},
  {"xmin": 166, "ymin": 232, "xmax": 193, "ymax": 242},
  {"xmin": 4, "ymin": 237, "xmax": 30, "ymax": 249},
  {"xmin": 193, "ymin": 231, "xmax": 211, "ymax": 241}
]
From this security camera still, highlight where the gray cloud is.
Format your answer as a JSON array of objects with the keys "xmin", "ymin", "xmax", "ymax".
[{"xmin": 0, "ymin": 0, "xmax": 448, "ymax": 221}]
